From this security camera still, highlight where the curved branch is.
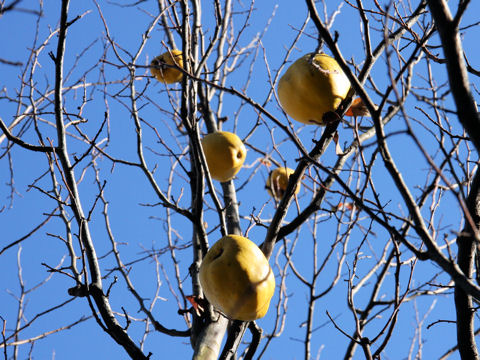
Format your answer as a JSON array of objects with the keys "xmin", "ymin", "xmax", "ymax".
[
  {"xmin": 0, "ymin": 117, "xmax": 55, "ymax": 152},
  {"xmin": 53, "ymin": 1, "xmax": 148, "ymax": 358}
]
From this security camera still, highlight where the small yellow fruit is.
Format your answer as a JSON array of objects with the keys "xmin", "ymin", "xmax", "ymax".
[
  {"xmin": 199, "ymin": 235, "xmax": 275, "ymax": 321},
  {"xmin": 266, "ymin": 167, "xmax": 300, "ymax": 200},
  {"xmin": 150, "ymin": 49, "xmax": 184, "ymax": 84},
  {"xmin": 201, "ymin": 131, "xmax": 246, "ymax": 182},
  {"xmin": 277, "ymin": 53, "xmax": 351, "ymax": 125}
]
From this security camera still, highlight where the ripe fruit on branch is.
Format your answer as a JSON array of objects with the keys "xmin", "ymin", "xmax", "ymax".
[
  {"xmin": 266, "ymin": 167, "xmax": 300, "ymax": 201},
  {"xmin": 201, "ymin": 131, "xmax": 246, "ymax": 182},
  {"xmin": 278, "ymin": 53, "xmax": 368, "ymax": 125},
  {"xmin": 150, "ymin": 49, "xmax": 184, "ymax": 84},
  {"xmin": 199, "ymin": 234, "xmax": 276, "ymax": 321}
]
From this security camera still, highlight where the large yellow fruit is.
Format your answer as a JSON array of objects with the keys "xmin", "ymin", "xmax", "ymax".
[
  {"xmin": 150, "ymin": 49, "xmax": 184, "ymax": 84},
  {"xmin": 266, "ymin": 167, "xmax": 300, "ymax": 200},
  {"xmin": 199, "ymin": 235, "xmax": 275, "ymax": 321},
  {"xmin": 277, "ymin": 53, "xmax": 351, "ymax": 125},
  {"xmin": 201, "ymin": 131, "xmax": 246, "ymax": 182}
]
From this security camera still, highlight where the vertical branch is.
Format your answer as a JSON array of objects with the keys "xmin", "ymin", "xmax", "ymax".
[
  {"xmin": 185, "ymin": 0, "xmax": 231, "ymax": 358},
  {"xmin": 181, "ymin": 0, "xmax": 207, "ymax": 350},
  {"xmin": 221, "ymin": 180, "xmax": 241, "ymax": 236},
  {"xmin": 455, "ymin": 169, "xmax": 480, "ymax": 360},
  {"xmin": 427, "ymin": 2, "xmax": 480, "ymax": 358},
  {"xmin": 1, "ymin": 316, "xmax": 6, "ymax": 360},
  {"xmin": 427, "ymin": 0, "xmax": 480, "ymax": 153},
  {"xmin": 53, "ymin": 0, "xmax": 103, "ymax": 288},
  {"xmin": 13, "ymin": 247, "xmax": 25, "ymax": 360},
  {"xmin": 51, "ymin": 1, "xmax": 148, "ymax": 358}
]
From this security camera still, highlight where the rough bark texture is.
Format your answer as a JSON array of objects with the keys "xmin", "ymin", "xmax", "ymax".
[
  {"xmin": 427, "ymin": 1, "xmax": 480, "ymax": 359},
  {"xmin": 455, "ymin": 170, "xmax": 480, "ymax": 360}
]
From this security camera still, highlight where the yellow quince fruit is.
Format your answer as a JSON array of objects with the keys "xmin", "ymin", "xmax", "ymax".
[
  {"xmin": 150, "ymin": 49, "xmax": 184, "ymax": 84},
  {"xmin": 266, "ymin": 167, "xmax": 300, "ymax": 200},
  {"xmin": 199, "ymin": 234, "xmax": 276, "ymax": 321},
  {"xmin": 277, "ymin": 53, "xmax": 351, "ymax": 125},
  {"xmin": 201, "ymin": 131, "xmax": 246, "ymax": 182}
]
